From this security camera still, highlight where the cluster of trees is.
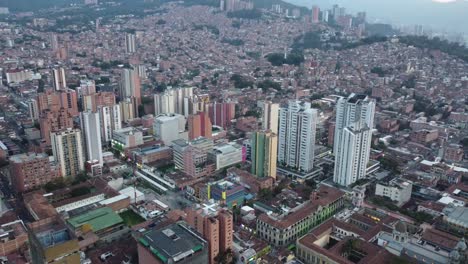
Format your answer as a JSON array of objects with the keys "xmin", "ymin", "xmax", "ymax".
[
  {"xmin": 227, "ymin": 9, "xmax": 262, "ymax": 19},
  {"xmin": 230, "ymin": 74, "xmax": 253, "ymax": 88},
  {"xmin": 193, "ymin": 24, "xmax": 219, "ymax": 35},
  {"xmin": 266, "ymin": 51, "xmax": 304, "ymax": 66},
  {"xmin": 257, "ymin": 79, "xmax": 281, "ymax": 92},
  {"xmin": 292, "ymin": 31, "xmax": 388, "ymax": 51},
  {"xmin": 221, "ymin": 38, "xmax": 244, "ymax": 46},
  {"xmin": 370, "ymin": 196, "xmax": 434, "ymax": 224},
  {"xmin": 399, "ymin": 35, "xmax": 468, "ymax": 63},
  {"xmin": 370, "ymin": 67, "xmax": 388, "ymax": 77}
]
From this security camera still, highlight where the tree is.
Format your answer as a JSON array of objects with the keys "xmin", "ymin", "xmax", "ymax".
[
  {"xmin": 461, "ymin": 138, "xmax": 468, "ymax": 148},
  {"xmin": 258, "ymin": 188, "xmax": 273, "ymax": 201}
]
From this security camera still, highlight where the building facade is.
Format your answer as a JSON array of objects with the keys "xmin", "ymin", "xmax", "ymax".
[
  {"xmin": 278, "ymin": 101, "xmax": 318, "ymax": 173},
  {"xmin": 251, "ymin": 131, "xmax": 277, "ymax": 179},
  {"xmin": 51, "ymin": 128, "xmax": 85, "ymax": 178},
  {"xmin": 333, "ymin": 94, "xmax": 375, "ymax": 186}
]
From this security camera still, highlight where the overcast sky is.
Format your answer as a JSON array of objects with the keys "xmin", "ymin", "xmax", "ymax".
[{"xmin": 285, "ymin": 0, "xmax": 468, "ymax": 34}]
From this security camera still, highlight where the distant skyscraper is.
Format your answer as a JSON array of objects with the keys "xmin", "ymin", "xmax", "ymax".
[
  {"xmin": 262, "ymin": 101, "xmax": 279, "ymax": 134},
  {"xmin": 125, "ymin": 33, "xmax": 136, "ymax": 53},
  {"xmin": 251, "ymin": 131, "xmax": 277, "ymax": 179},
  {"xmin": 50, "ymin": 33, "xmax": 58, "ymax": 51},
  {"xmin": 98, "ymin": 104, "xmax": 121, "ymax": 142},
  {"xmin": 188, "ymin": 112, "xmax": 212, "ymax": 140},
  {"xmin": 333, "ymin": 94, "xmax": 375, "ymax": 186},
  {"xmin": 120, "ymin": 68, "xmax": 141, "ymax": 105},
  {"xmin": 52, "ymin": 68, "xmax": 67, "ymax": 91},
  {"xmin": 312, "ymin": 5, "xmax": 320, "ymax": 23},
  {"xmin": 154, "ymin": 87, "xmax": 194, "ymax": 116},
  {"xmin": 278, "ymin": 101, "xmax": 318, "ymax": 173},
  {"xmin": 51, "ymin": 128, "xmax": 85, "ymax": 178},
  {"xmin": 80, "ymin": 112, "xmax": 103, "ymax": 165}
]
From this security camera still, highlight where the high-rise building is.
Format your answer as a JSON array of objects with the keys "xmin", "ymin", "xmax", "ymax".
[
  {"xmin": 28, "ymin": 99, "xmax": 39, "ymax": 121},
  {"xmin": 173, "ymin": 137, "xmax": 215, "ymax": 178},
  {"xmin": 125, "ymin": 33, "xmax": 136, "ymax": 53},
  {"xmin": 39, "ymin": 108, "xmax": 74, "ymax": 145},
  {"xmin": 52, "ymin": 68, "xmax": 67, "ymax": 91},
  {"xmin": 186, "ymin": 204, "xmax": 233, "ymax": 264},
  {"xmin": 312, "ymin": 5, "xmax": 320, "ymax": 23},
  {"xmin": 51, "ymin": 128, "xmax": 85, "ymax": 178},
  {"xmin": 10, "ymin": 152, "xmax": 60, "ymax": 193},
  {"xmin": 154, "ymin": 87, "xmax": 194, "ymax": 116},
  {"xmin": 120, "ymin": 68, "xmax": 141, "ymax": 108},
  {"xmin": 119, "ymin": 97, "xmax": 137, "ymax": 122},
  {"xmin": 251, "ymin": 131, "xmax": 277, "ymax": 179},
  {"xmin": 208, "ymin": 102, "xmax": 235, "ymax": 129},
  {"xmin": 37, "ymin": 90, "xmax": 79, "ymax": 116},
  {"xmin": 333, "ymin": 94, "xmax": 375, "ymax": 186},
  {"xmin": 188, "ymin": 112, "xmax": 212, "ymax": 140},
  {"xmin": 76, "ymin": 79, "xmax": 96, "ymax": 99},
  {"xmin": 49, "ymin": 33, "xmax": 59, "ymax": 51},
  {"xmin": 80, "ymin": 112, "xmax": 103, "ymax": 165},
  {"xmin": 82, "ymin": 91, "xmax": 116, "ymax": 112},
  {"xmin": 278, "ymin": 101, "xmax": 318, "ymax": 173},
  {"xmin": 262, "ymin": 101, "xmax": 279, "ymax": 134},
  {"xmin": 98, "ymin": 104, "xmax": 121, "ymax": 142},
  {"xmin": 58, "ymin": 89, "xmax": 79, "ymax": 116}
]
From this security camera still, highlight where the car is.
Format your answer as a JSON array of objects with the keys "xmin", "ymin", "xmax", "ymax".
[{"xmin": 100, "ymin": 252, "xmax": 115, "ymax": 261}]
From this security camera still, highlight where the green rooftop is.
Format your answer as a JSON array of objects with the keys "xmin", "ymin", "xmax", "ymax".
[{"xmin": 67, "ymin": 207, "xmax": 123, "ymax": 232}]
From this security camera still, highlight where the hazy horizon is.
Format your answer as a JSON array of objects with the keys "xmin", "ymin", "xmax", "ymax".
[{"xmin": 285, "ymin": 0, "xmax": 468, "ymax": 34}]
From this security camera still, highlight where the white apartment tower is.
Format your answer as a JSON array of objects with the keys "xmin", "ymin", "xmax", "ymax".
[
  {"xmin": 262, "ymin": 101, "xmax": 279, "ymax": 134},
  {"xmin": 154, "ymin": 87, "xmax": 194, "ymax": 116},
  {"xmin": 125, "ymin": 33, "xmax": 136, "ymax": 53},
  {"xmin": 53, "ymin": 68, "xmax": 67, "ymax": 91},
  {"xmin": 333, "ymin": 94, "xmax": 376, "ymax": 186},
  {"xmin": 80, "ymin": 112, "xmax": 103, "ymax": 165},
  {"xmin": 98, "ymin": 104, "xmax": 122, "ymax": 142},
  {"xmin": 51, "ymin": 128, "xmax": 85, "ymax": 178},
  {"xmin": 278, "ymin": 101, "xmax": 318, "ymax": 173}
]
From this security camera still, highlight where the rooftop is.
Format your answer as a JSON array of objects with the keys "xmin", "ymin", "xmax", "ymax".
[
  {"xmin": 67, "ymin": 207, "xmax": 123, "ymax": 232},
  {"xmin": 138, "ymin": 222, "xmax": 207, "ymax": 262}
]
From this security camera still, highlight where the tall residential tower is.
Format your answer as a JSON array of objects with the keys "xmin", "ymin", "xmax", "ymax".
[{"xmin": 333, "ymin": 94, "xmax": 375, "ymax": 186}]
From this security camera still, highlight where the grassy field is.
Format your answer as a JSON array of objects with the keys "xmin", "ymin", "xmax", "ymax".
[{"xmin": 119, "ymin": 210, "xmax": 145, "ymax": 226}]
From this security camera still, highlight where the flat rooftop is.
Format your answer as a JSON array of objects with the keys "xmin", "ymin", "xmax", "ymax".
[{"xmin": 139, "ymin": 222, "xmax": 206, "ymax": 262}]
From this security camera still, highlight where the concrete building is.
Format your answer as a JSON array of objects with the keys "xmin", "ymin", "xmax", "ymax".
[
  {"xmin": 51, "ymin": 128, "xmax": 85, "ymax": 178},
  {"xmin": 410, "ymin": 129, "xmax": 439, "ymax": 144},
  {"xmin": 444, "ymin": 144, "xmax": 464, "ymax": 162},
  {"xmin": 5, "ymin": 69, "xmax": 33, "ymax": 84},
  {"xmin": 119, "ymin": 97, "xmax": 137, "ymax": 122},
  {"xmin": 112, "ymin": 127, "xmax": 143, "ymax": 151},
  {"xmin": 10, "ymin": 152, "xmax": 60, "ymax": 193},
  {"xmin": 52, "ymin": 68, "xmax": 67, "ymax": 91},
  {"xmin": 153, "ymin": 113, "xmax": 187, "ymax": 146},
  {"xmin": 133, "ymin": 145, "xmax": 173, "ymax": 165},
  {"xmin": 173, "ymin": 137, "xmax": 215, "ymax": 178},
  {"xmin": 207, "ymin": 180, "xmax": 245, "ymax": 208},
  {"xmin": 262, "ymin": 101, "xmax": 279, "ymax": 134},
  {"xmin": 98, "ymin": 104, "xmax": 122, "ymax": 142},
  {"xmin": 375, "ymin": 178, "xmax": 413, "ymax": 206},
  {"xmin": 0, "ymin": 220, "xmax": 29, "ymax": 257},
  {"xmin": 188, "ymin": 112, "xmax": 212, "ymax": 140},
  {"xmin": 120, "ymin": 68, "xmax": 141, "ymax": 106},
  {"xmin": 80, "ymin": 111, "xmax": 103, "ymax": 165},
  {"xmin": 137, "ymin": 222, "xmax": 209, "ymax": 264},
  {"xmin": 29, "ymin": 217, "xmax": 81, "ymax": 264},
  {"xmin": 333, "ymin": 94, "xmax": 375, "ymax": 187},
  {"xmin": 82, "ymin": 91, "xmax": 115, "ymax": 112},
  {"xmin": 311, "ymin": 5, "xmax": 320, "ymax": 23},
  {"xmin": 154, "ymin": 87, "xmax": 194, "ymax": 116},
  {"xmin": 125, "ymin": 33, "xmax": 136, "ymax": 53},
  {"xmin": 208, "ymin": 101, "xmax": 235, "ymax": 129},
  {"xmin": 278, "ymin": 101, "xmax": 318, "ymax": 173},
  {"xmin": 27, "ymin": 99, "xmax": 39, "ymax": 121},
  {"xmin": 251, "ymin": 131, "xmax": 277, "ymax": 179},
  {"xmin": 208, "ymin": 142, "xmax": 244, "ymax": 171},
  {"xmin": 186, "ymin": 204, "xmax": 233, "ymax": 264},
  {"xmin": 256, "ymin": 185, "xmax": 345, "ymax": 247},
  {"xmin": 39, "ymin": 108, "xmax": 74, "ymax": 145},
  {"xmin": 36, "ymin": 89, "xmax": 79, "ymax": 116}
]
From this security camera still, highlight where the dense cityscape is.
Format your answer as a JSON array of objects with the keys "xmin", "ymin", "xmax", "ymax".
[{"xmin": 0, "ymin": 0, "xmax": 467, "ymax": 264}]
